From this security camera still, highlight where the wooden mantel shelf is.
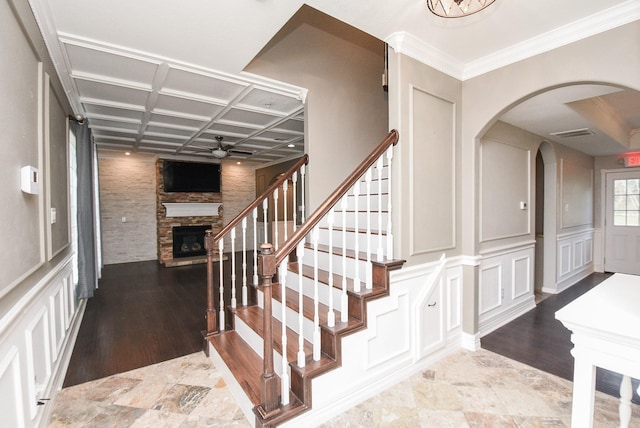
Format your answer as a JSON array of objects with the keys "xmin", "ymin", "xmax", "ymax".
[{"xmin": 162, "ymin": 202, "xmax": 222, "ymax": 217}]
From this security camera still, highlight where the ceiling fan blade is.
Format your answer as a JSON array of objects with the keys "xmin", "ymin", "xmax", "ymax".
[{"xmin": 228, "ymin": 149, "xmax": 253, "ymax": 155}]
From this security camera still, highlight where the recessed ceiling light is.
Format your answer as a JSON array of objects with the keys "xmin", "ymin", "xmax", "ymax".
[
  {"xmin": 288, "ymin": 144, "xmax": 295, "ymax": 148},
  {"xmin": 125, "ymin": 152, "xmax": 131, "ymax": 156}
]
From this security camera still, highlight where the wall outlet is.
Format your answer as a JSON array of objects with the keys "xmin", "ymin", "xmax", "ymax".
[
  {"xmin": 50, "ymin": 208, "xmax": 56, "ymax": 224},
  {"xmin": 121, "ymin": 216, "xmax": 127, "ymax": 223},
  {"xmin": 519, "ymin": 201, "xmax": 527, "ymax": 210}
]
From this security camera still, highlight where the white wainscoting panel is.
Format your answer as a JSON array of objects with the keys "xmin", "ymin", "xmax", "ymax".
[
  {"xmin": 25, "ymin": 307, "xmax": 52, "ymax": 419},
  {"xmin": 479, "ymin": 264, "xmax": 502, "ymax": 316},
  {"xmin": 0, "ymin": 254, "xmax": 83, "ymax": 427},
  {"xmin": 447, "ymin": 274, "xmax": 461, "ymax": 331},
  {"xmin": 512, "ymin": 256, "xmax": 531, "ymax": 300},
  {"xmin": 559, "ymin": 243, "xmax": 572, "ymax": 276},
  {"xmin": 478, "ymin": 243, "xmax": 536, "ymax": 337},
  {"xmin": 49, "ymin": 282, "xmax": 66, "ymax": 360},
  {"xmin": 367, "ymin": 291, "xmax": 411, "ymax": 368},
  {"xmin": 555, "ymin": 229, "xmax": 594, "ymax": 293},
  {"xmin": 0, "ymin": 347, "xmax": 24, "ymax": 428}
]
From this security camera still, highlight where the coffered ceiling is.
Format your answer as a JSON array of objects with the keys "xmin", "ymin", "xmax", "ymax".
[
  {"xmin": 56, "ymin": 36, "xmax": 306, "ymax": 163},
  {"xmin": 28, "ymin": 0, "xmax": 640, "ymax": 162}
]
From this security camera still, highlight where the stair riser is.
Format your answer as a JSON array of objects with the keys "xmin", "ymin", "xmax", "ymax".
[
  {"xmin": 316, "ymin": 228, "xmax": 388, "ymax": 255},
  {"xmin": 279, "ymin": 270, "xmax": 347, "ymax": 313},
  {"xmin": 233, "ymin": 315, "xmax": 289, "ymax": 378},
  {"xmin": 352, "ymin": 178, "xmax": 389, "ymax": 195},
  {"xmin": 313, "ymin": 250, "xmax": 370, "ymax": 281},
  {"xmin": 341, "ymin": 194, "xmax": 389, "ymax": 212},
  {"xmin": 270, "ymin": 295, "xmax": 318, "ymax": 342},
  {"xmin": 319, "ymin": 212, "xmax": 389, "ymax": 231}
]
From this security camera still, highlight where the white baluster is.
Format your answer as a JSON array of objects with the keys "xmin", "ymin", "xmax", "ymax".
[
  {"xmin": 297, "ymin": 241, "xmax": 306, "ymax": 368},
  {"xmin": 292, "ymin": 171, "xmax": 298, "ymax": 231},
  {"xmin": 273, "ymin": 188, "xmax": 279, "ymax": 250},
  {"xmin": 253, "ymin": 207, "xmax": 259, "ymax": 286},
  {"xmin": 262, "ymin": 198, "xmax": 268, "ymax": 245},
  {"xmin": 386, "ymin": 146, "xmax": 394, "ymax": 260},
  {"xmin": 218, "ymin": 239, "xmax": 225, "ymax": 330},
  {"xmin": 327, "ymin": 207, "xmax": 335, "ymax": 327},
  {"xmin": 365, "ymin": 168, "xmax": 373, "ymax": 289},
  {"xmin": 353, "ymin": 181, "xmax": 361, "ymax": 293},
  {"xmin": 279, "ymin": 258, "xmax": 290, "ymax": 405},
  {"xmin": 312, "ymin": 226, "xmax": 321, "ymax": 361},
  {"xmin": 620, "ymin": 375, "xmax": 632, "ymax": 428},
  {"xmin": 340, "ymin": 196, "xmax": 348, "ymax": 323},
  {"xmin": 300, "ymin": 164, "xmax": 306, "ymax": 223},
  {"xmin": 230, "ymin": 228, "xmax": 237, "ymax": 309},
  {"xmin": 241, "ymin": 217, "xmax": 247, "ymax": 306},
  {"xmin": 376, "ymin": 156, "xmax": 384, "ymax": 262},
  {"xmin": 283, "ymin": 179, "xmax": 289, "ymax": 241}
]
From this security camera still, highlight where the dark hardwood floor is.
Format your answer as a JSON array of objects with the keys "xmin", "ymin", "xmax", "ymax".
[
  {"xmin": 482, "ymin": 272, "xmax": 640, "ymax": 404},
  {"xmin": 63, "ymin": 260, "xmax": 208, "ymax": 387}
]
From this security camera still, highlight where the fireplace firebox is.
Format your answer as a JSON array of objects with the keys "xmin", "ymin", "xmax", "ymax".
[{"xmin": 172, "ymin": 225, "xmax": 211, "ymax": 259}]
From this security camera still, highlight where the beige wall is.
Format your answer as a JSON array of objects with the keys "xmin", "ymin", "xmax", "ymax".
[
  {"xmin": 98, "ymin": 153, "xmax": 158, "ymax": 265},
  {"xmin": 0, "ymin": 0, "xmax": 71, "ymax": 303},
  {"xmin": 461, "ymin": 20, "xmax": 640, "ymax": 255},
  {"xmin": 0, "ymin": 5, "xmax": 77, "ymax": 425},
  {"xmin": 389, "ymin": 21, "xmax": 639, "ymax": 335},
  {"xmin": 246, "ymin": 5, "xmax": 388, "ymax": 212},
  {"xmin": 479, "ymin": 121, "xmax": 539, "ymax": 251},
  {"xmin": 387, "ymin": 52, "xmax": 462, "ymax": 265}
]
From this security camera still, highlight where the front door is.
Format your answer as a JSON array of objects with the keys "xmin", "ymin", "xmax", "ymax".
[{"xmin": 604, "ymin": 170, "xmax": 640, "ymax": 274}]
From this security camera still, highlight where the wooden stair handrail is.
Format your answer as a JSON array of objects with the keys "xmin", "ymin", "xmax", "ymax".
[
  {"xmin": 212, "ymin": 154, "xmax": 309, "ymax": 243},
  {"xmin": 274, "ymin": 129, "xmax": 399, "ymax": 265}
]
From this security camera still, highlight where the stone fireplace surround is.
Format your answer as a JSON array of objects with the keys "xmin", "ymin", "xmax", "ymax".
[{"xmin": 156, "ymin": 159, "xmax": 223, "ymax": 266}]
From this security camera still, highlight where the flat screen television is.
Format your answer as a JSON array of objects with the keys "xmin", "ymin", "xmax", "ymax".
[{"xmin": 163, "ymin": 160, "xmax": 221, "ymax": 193}]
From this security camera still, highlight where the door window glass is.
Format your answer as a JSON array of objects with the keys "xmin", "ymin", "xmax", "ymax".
[{"xmin": 614, "ymin": 178, "xmax": 640, "ymax": 226}]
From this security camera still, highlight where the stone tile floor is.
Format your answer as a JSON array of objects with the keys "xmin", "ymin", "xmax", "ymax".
[{"xmin": 50, "ymin": 349, "xmax": 639, "ymax": 427}]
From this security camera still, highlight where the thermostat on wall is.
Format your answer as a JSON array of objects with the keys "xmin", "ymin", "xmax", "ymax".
[{"xmin": 21, "ymin": 166, "xmax": 39, "ymax": 194}]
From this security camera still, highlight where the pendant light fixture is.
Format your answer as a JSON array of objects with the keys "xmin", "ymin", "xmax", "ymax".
[{"xmin": 427, "ymin": 0, "xmax": 496, "ymax": 18}]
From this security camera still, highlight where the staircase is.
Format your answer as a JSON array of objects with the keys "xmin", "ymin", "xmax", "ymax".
[{"xmin": 204, "ymin": 130, "xmax": 404, "ymax": 427}]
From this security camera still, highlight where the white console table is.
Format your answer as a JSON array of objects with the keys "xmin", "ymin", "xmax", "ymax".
[{"xmin": 556, "ymin": 273, "xmax": 640, "ymax": 428}]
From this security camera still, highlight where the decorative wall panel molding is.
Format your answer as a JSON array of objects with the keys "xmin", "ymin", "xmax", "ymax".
[
  {"xmin": 478, "ymin": 243, "xmax": 535, "ymax": 336},
  {"xmin": 0, "ymin": 256, "xmax": 82, "ymax": 427}
]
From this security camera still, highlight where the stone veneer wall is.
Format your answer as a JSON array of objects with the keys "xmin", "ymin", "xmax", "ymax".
[
  {"xmin": 99, "ymin": 153, "xmax": 158, "ymax": 265},
  {"xmin": 220, "ymin": 161, "xmax": 257, "ymax": 252},
  {"xmin": 156, "ymin": 159, "xmax": 223, "ymax": 264}
]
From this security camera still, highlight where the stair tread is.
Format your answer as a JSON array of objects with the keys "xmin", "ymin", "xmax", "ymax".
[
  {"xmin": 234, "ymin": 305, "xmax": 313, "ymax": 363},
  {"xmin": 232, "ymin": 303, "xmax": 346, "ymax": 375},
  {"xmin": 318, "ymin": 225, "xmax": 388, "ymax": 235},
  {"xmin": 288, "ymin": 263, "xmax": 385, "ymax": 298},
  {"xmin": 209, "ymin": 330, "xmax": 264, "ymax": 406}
]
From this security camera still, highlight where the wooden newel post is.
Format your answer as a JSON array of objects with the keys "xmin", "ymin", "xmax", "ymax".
[
  {"xmin": 205, "ymin": 230, "xmax": 217, "ymax": 336},
  {"xmin": 256, "ymin": 243, "xmax": 281, "ymax": 418}
]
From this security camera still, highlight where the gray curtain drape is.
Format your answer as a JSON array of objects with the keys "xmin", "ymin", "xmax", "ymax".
[{"xmin": 73, "ymin": 120, "xmax": 97, "ymax": 299}]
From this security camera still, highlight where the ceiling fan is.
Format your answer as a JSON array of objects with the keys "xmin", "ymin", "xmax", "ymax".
[{"xmin": 193, "ymin": 135, "xmax": 254, "ymax": 159}]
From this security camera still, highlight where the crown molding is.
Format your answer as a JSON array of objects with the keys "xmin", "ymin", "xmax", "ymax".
[
  {"xmin": 464, "ymin": 0, "xmax": 640, "ymax": 79},
  {"xmin": 385, "ymin": 31, "xmax": 465, "ymax": 80},
  {"xmin": 387, "ymin": 0, "xmax": 640, "ymax": 82}
]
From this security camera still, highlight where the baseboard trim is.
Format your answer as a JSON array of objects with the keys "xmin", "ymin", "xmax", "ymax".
[
  {"xmin": 478, "ymin": 296, "xmax": 536, "ymax": 338},
  {"xmin": 460, "ymin": 332, "xmax": 481, "ymax": 351}
]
